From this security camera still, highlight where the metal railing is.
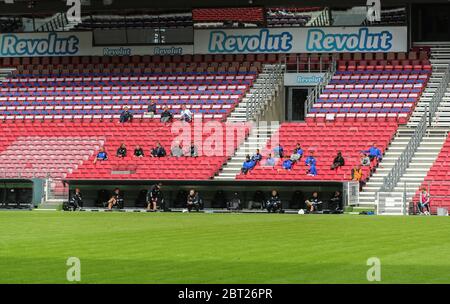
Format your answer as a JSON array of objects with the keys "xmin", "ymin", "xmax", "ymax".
[
  {"xmin": 304, "ymin": 60, "xmax": 336, "ymax": 115},
  {"xmin": 380, "ymin": 109, "xmax": 428, "ymax": 192},
  {"xmin": 37, "ymin": 12, "xmax": 69, "ymax": 32},
  {"xmin": 380, "ymin": 63, "xmax": 450, "ymax": 192},
  {"xmin": 245, "ymin": 63, "xmax": 284, "ymax": 121},
  {"xmin": 310, "ymin": 7, "xmax": 330, "ymax": 27}
]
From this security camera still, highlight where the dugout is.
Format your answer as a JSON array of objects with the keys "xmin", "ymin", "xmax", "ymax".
[
  {"xmin": 63, "ymin": 179, "xmax": 359, "ymax": 210},
  {"xmin": 0, "ymin": 179, "xmax": 35, "ymax": 208}
]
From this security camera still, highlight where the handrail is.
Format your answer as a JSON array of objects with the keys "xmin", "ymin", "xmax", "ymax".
[
  {"xmin": 380, "ymin": 63, "xmax": 450, "ymax": 192},
  {"xmin": 37, "ymin": 12, "xmax": 69, "ymax": 32},
  {"xmin": 245, "ymin": 63, "xmax": 284, "ymax": 121},
  {"xmin": 304, "ymin": 60, "xmax": 336, "ymax": 115}
]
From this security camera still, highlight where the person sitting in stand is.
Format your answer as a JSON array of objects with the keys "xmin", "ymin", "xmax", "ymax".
[
  {"xmin": 282, "ymin": 156, "xmax": 293, "ymax": 171},
  {"xmin": 93, "ymin": 147, "xmax": 108, "ymax": 164},
  {"xmin": 305, "ymin": 152, "xmax": 317, "ymax": 176},
  {"xmin": 151, "ymin": 142, "xmax": 166, "ymax": 157},
  {"xmin": 264, "ymin": 153, "xmax": 276, "ymax": 167},
  {"xmin": 273, "ymin": 144, "xmax": 284, "ymax": 158},
  {"xmin": 116, "ymin": 143, "xmax": 127, "ymax": 158},
  {"xmin": 266, "ymin": 190, "xmax": 282, "ymax": 213},
  {"xmin": 362, "ymin": 143, "xmax": 382, "ymax": 168},
  {"xmin": 241, "ymin": 155, "xmax": 256, "ymax": 175},
  {"xmin": 189, "ymin": 142, "xmax": 198, "ymax": 157},
  {"xmin": 360, "ymin": 153, "xmax": 371, "ymax": 167},
  {"xmin": 171, "ymin": 143, "xmax": 184, "ymax": 157},
  {"xmin": 417, "ymin": 187, "xmax": 431, "ymax": 215},
  {"xmin": 160, "ymin": 106, "xmax": 173, "ymax": 123},
  {"xmin": 134, "ymin": 145, "xmax": 144, "ymax": 157},
  {"xmin": 186, "ymin": 189, "xmax": 202, "ymax": 212},
  {"xmin": 119, "ymin": 106, "xmax": 133, "ymax": 123},
  {"xmin": 330, "ymin": 151, "xmax": 345, "ymax": 171},
  {"xmin": 305, "ymin": 192, "xmax": 322, "ymax": 213},
  {"xmin": 147, "ymin": 101, "xmax": 157, "ymax": 118},
  {"xmin": 251, "ymin": 149, "xmax": 262, "ymax": 163},
  {"xmin": 180, "ymin": 105, "xmax": 193, "ymax": 123},
  {"xmin": 351, "ymin": 165, "xmax": 365, "ymax": 190},
  {"xmin": 290, "ymin": 143, "xmax": 304, "ymax": 162}
]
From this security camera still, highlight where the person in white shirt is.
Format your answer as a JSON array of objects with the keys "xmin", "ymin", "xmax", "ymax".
[{"xmin": 180, "ymin": 105, "xmax": 192, "ymax": 123}]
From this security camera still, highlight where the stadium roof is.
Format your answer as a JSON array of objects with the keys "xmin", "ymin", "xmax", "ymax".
[{"xmin": 0, "ymin": 0, "xmax": 447, "ymax": 16}]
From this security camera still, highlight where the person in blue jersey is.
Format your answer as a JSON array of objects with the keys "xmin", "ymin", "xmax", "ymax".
[
  {"xmin": 305, "ymin": 152, "xmax": 317, "ymax": 176},
  {"xmin": 290, "ymin": 143, "xmax": 304, "ymax": 162},
  {"xmin": 93, "ymin": 147, "xmax": 108, "ymax": 164},
  {"xmin": 264, "ymin": 153, "xmax": 276, "ymax": 167},
  {"xmin": 273, "ymin": 144, "xmax": 284, "ymax": 158},
  {"xmin": 362, "ymin": 142, "xmax": 382, "ymax": 162},
  {"xmin": 241, "ymin": 155, "xmax": 256, "ymax": 174},
  {"xmin": 251, "ymin": 149, "xmax": 262, "ymax": 163},
  {"xmin": 282, "ymin": 156, "xmax": 293, "ymax": 170}
]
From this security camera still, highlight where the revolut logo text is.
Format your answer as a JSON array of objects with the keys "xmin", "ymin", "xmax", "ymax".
[
  {"xmin": 0, "ymin": 33, "xmax": 80, "ymax": 56},
  {"xmin": 208, "ymin": 29, "xmax": 293, "ymax": 53},
  {"xmin": 306, "ymin": 28, "xmax": 393, "ymax": 52}
]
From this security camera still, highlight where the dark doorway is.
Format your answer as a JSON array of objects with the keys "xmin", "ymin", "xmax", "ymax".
[
  {"xmin": 412, "ymin": 4, "xmax": 450, "ymax": 42},
  {"xmin": 286, "ymin": 87, "xmax": 309, "ymax": 121}
]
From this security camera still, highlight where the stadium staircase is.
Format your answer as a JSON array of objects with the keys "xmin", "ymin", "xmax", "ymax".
[
  {"xmin": 215, "ymin": 122, "xmax": 279, "ymax": 180},
  {"xmin": 360, "ymin": 43, "xmax": 450, "ymax": 211},
  {"xmin": 36, "ymin": 12, "xmax": 80, "ymax": 32},
  {"xmin": 216, "ymin": 63, "xmax": 284, "ymax": 180},
  {"xmin": 228, "ymin": 63, "xmax": 284, "ymax": 122}
]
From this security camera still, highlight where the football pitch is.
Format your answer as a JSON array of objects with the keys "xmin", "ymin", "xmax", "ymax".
[{"xmin": 0, "ymin": 211, "xmax": 449, "ymax": 284}]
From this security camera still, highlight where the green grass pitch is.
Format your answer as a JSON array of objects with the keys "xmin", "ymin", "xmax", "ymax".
[{"xmin": 0, "ymin": 211, "xmax": 449, "ymax": 283}]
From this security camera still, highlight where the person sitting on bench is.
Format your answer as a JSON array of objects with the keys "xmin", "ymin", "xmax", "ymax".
[
  {"xmin": 305, "ymin": 192, "xmax": 322, "ymax": 213},
  {"xmin": 107, "ymin": 188, "xmax": 122, "ymax": 210},
  {"xmin": 147, "ymin": 183, "xmax": 163, "ymax": 211},
  {"xmin": 186, "ymin": 189, "xmax": 201, "ymax": 212},
  {"xmin": 68, "ymin": 188, "xmax": 83, "ymax": 211},
  {"xmin": 266, "ymin": 190, "xmax": 282, "ymax": 213}
]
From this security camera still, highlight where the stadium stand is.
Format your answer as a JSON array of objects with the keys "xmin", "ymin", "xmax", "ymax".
[
  {"xmin": 0, "ymin": 120, "xmax": 248, "ymax": 181},
  {"xmin": 306, "ymin": 51, "xmax": 432, "ymax": 123},
  {"xmin": 0, "ymin": 55, "xmax": 269, "ymax": 120},
  {"xmin": 193, "ymin": 7, "xmax": 264, "ymax": 28},
  {"xmin": 365, "ymin": 7, "xmax": 407, "ymax": 25},
  {"xmin": 266, "ymin": 7, "xmax": 324, "ymax": 27},
  {"xmin": 0, "ymin": 16, "xmax": 23, "ymax": 32},
  {"xmin": 75, "ymin": 13, "xmax": 193, "ymax": 30},
  {"xmin": 237, "ymin": 121, "xmax": 398, "ymax": 181},
  {"xmin": 414, "ymin": 134, "xmax": 450, "ymax": 213}
]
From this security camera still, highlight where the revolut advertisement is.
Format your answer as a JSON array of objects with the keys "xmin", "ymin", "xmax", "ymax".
[
  {"xmin": 0, "ymin": 31, "xmax": 193, "ymax": 57},
  {"xmin": 194, "ymin": 26, "xmax": 407, "ymax": 54}
]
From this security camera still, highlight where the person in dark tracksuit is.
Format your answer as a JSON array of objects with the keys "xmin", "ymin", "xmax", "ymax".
[
  {"xmin": 69, "ymin": 188, "xmax": 83, "ymax": 211},
  {"xmin": 266, "ymin": 190, "xmax": 282, "ymax": 213},
  {"xmin": 147, "ymin": 183, "xmax": 163, "ymax": 211}
]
